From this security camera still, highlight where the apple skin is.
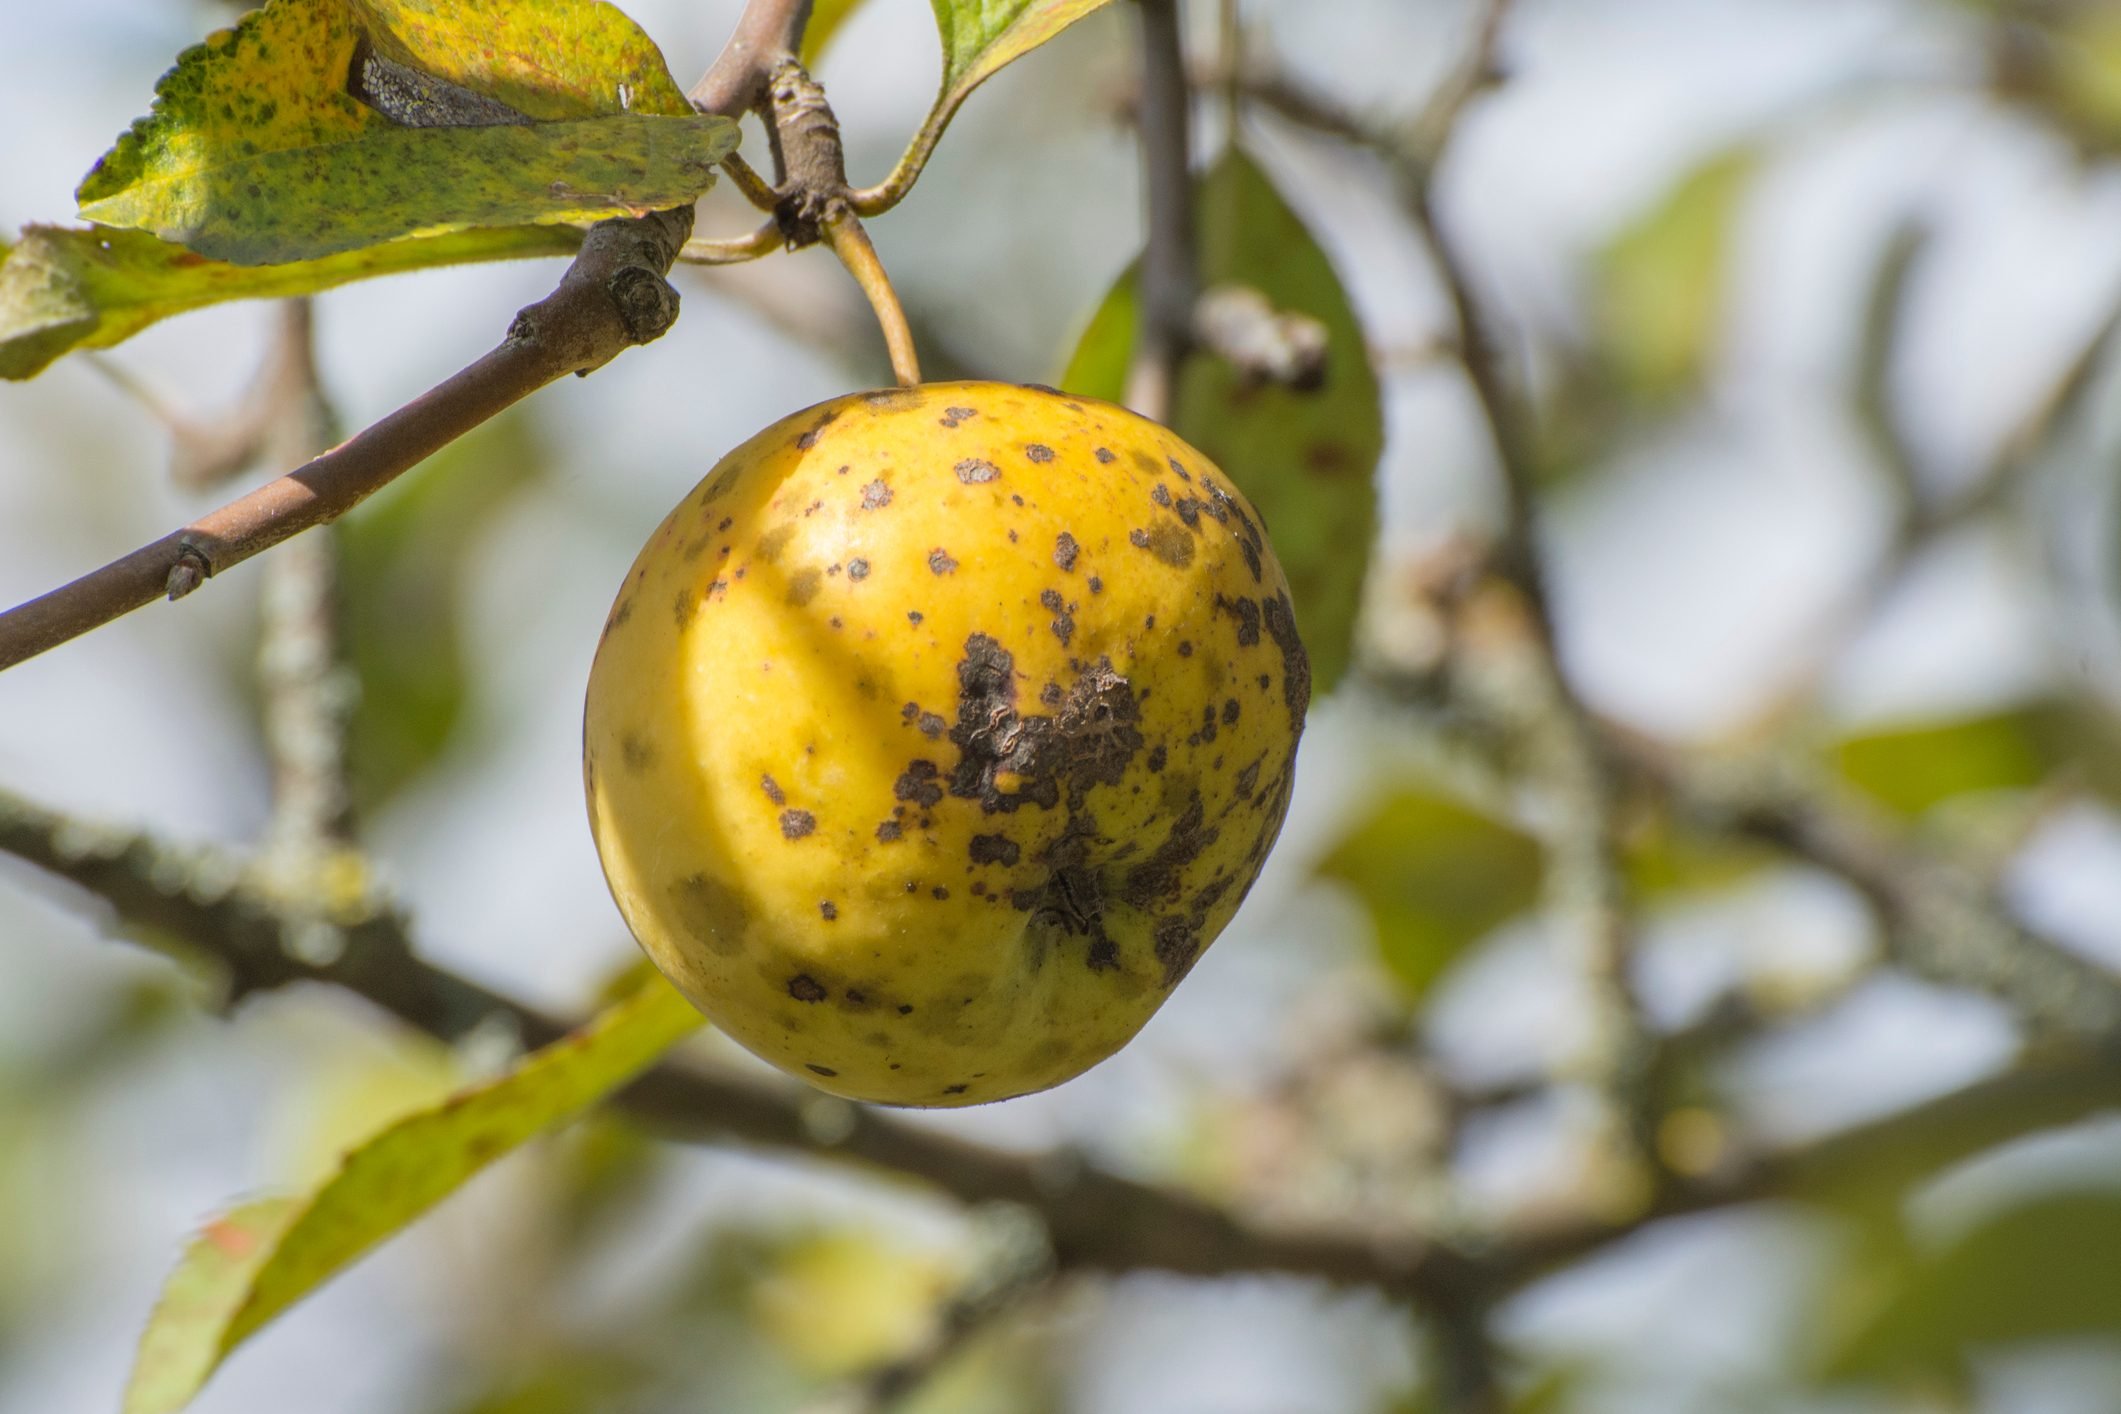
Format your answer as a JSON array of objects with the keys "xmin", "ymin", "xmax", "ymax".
[{"xmin": 584, "ymin": 381, "xmax": 1308, "ymax": 1106}]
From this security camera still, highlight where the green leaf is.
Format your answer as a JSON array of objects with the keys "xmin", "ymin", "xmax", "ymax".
[
  {"xmin": 337, "ymin": 410, "xmax": 551, "ymax": 810},
  {"xmin": 76, "ymin": 0, "xmax": 735, "ymax": 265},
  {"xmin": 1318, "ymin": 787, "xmax": 1543, "ymax": 1000},
  {"xmin": 1823, "ymin": 1188, "xmax": 2121, "ymax": 1383},
  {"xmin": 1831, "ymin": 709, "xmax": 2053, "ymax": 818},
  {"xmin": 896, "ymin": 0, "xmax": 1119, "ymax": 185},
  {"xmin": 1059, "ymin": 147, "xmax": 1383, "ymax": 693},
  {"xmin": 1594, "ymin": 146, "xmax": 1757, "ymax": 402},
  {"xmin": 1056, "ymin": 270, "xmax": 1136, "ymax": 405},
  {"xmin": 802, "ymin": 0, "xmax": 871, "ymax": 64},
  {"xmin": 123, "ymin": 979, "xmax": 703, "ymax": 1414},
  {"xmin": 0, "ymin": 223, "xmax": 579, "ymax": 381}
]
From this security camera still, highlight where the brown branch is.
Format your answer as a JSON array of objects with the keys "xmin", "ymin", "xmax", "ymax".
[
  {"xmin": 249, "ymin": 298, "xmax": 357, "ymax": 859},
  {"xmin": 1125, "ymin": 0, "xmax": 1197, "ymax": 422},
  {"xmin": 0, "ymin": 209, "xmax": 693, "ymax": 672},
  {"xmin": 0, "ymin": 0, "xmax": 837, "ymax": 675},
  {"xmin": 0, "ymin": 782, "xmax": 1486, "ymax": 1306}
]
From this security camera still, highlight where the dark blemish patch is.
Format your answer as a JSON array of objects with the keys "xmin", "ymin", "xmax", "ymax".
[
  {"xmin": 807, "ymin": 1064, "xmax": 839, "ymax": 1077},
  {"xmin": 1086, "ymin": 937, "xmax": 1119, "ymax": 971},
  {"xmin": 786, "ymin": 567, "xmax": 822, "ymax": 606},
  {"xmin": 929, "ymin": 548, "xmax": 959, "ymax": 575},
  {"xmin": 1026, "ymin": 443, "xmax": 1055, "ymax": 463},
  {"xmin": 609, "ymin": 596, "xmax": 635, "ymax": 629},
  {"xmin": 1223, "ymin": 699, "xmax": 1241, "ymax": 725},
  {"xmin": 673, "ymin": 586, "xmax": 696, "ymax": 628},
  {"xmin": 761, "ymin": 774, "xmax": 786, "ymax": 805},
  {"xmin": 780, "ymin": 809, "xmax": 817, "ymax": 840},
  {"xmin": 1123, "ymin": 795, "xmax": 1217, "ymax": 909},
  {"xmin": 1011, "ymin": 494, "xmax": 1025, "ymax": 506},
  {"xmin": 1178, "ymin": 640, "xmax": 1193, "ymax": 657},
  {"xmin": 945, "ymin": 635, "xmax": 1143, "ymax": 814},
  {"xmin": 1131, "ymin": 448, "xmax": 1162, "ymax": 477},
  {"xmin": 908, "ymin": 610, "xmax": 925, "ymax": 624},
  {"xmin": 1151, "ymin": 483, "xmax": 1173, "ymax": 508},
  {"xmin": 1021, "ymin": 382, "xmax": 1062, "ymax": 394},
  {"xmin": 1261, "ymin": 592, "xmax": 1313, "ymax": 723},
  {"xmin": 796, "ymin": 409, "xmax": 840, "ymax": 450},
  {"xmin": 1040, "ymin": 588, "xmax": 1066, "ymax": 613},
  {"xmin": 844, "ymin": 988, "xmax": 868, "ymax": 1007},
  {"xmin": 820, "ymin": 901, "xmax": 838, "ymax": 920},
  {"xmin": 896, "ymin": 760, "xmax": 944, "ymax": 808},
  {"xmin": 1147, "ymin": 744, "xmax": 1166, "ymax": 769},
  {"xmin": 1154, "ymin": 914, "xmax": 1200, "ymax": 986},
  {"xmin": 861, "ymin": 479, "xmax": 893, "ymax": 509},
  {"xmin": 944, "ymin": 1083, "xmax": 969, "ymax": 1095},
  {"xmin": 1235, "ymin": 758, "xmax": 1263, "ymax": 797},
  {"xmin": 1259, "ymin": 673, "xmax": 1272, "ymax": 690},
  {"xmin": 876, "ymin": 817, "xmax": 904, "ymax": 842},
  {"xmin": 718, "ymin": 516, "xmax": 734, "ymax": 532},
  {"xmin": 621, "ymin": 733, "xmax": 656, "ymax": 772},
  {"xmin": 830, "ymin": 616, "xmax": 844, "ymax": 630},
  {"xmin": 788, "ymin": 973, "xmax": 827, "ymax": 1002},
  {"xmin": 1055, "ymin": 532, "xmax": 1079, "ymax": 571},
  {"xmin": 1095, "ymin": 447, "xmax": 1116, "ymax": 464},
  {"xmin": 932, "ymin": 886, "xmax": 950, "ymax": 899},
  {"xmin": 1040, "ymin": 682, "xmax": 1064, "ymax": 708},
  {"xmin": 848, "ymin": 558, "xmax": 870, "ymax": 580},
  {"xmin": 970, "ymin": 834, "xmax": 1022, "ymax": 867},
  {"xmin": 1129, "ymin": 522, "xmax": 1196, "ymax": 568},
  {"xmin": 919, "ymin": 711, "xmax": 946, "ymax": 738},
  {"xmin": 1008, "ymin": 530, "xmax": 1019, "ymax": 543},
  {"xmin": 956, "ymin": 458, "xmax": 1000, "ymax": 484},
  {"xmin": 836, "ymin": 464, "xmax": 850, "ymax": 476},
  {"xmin": 1168, "ymin": 457, "xmax": 1192, "ymax": 482},
  {"xmin": 1088, "ymin": 575, "xmax": 1103, "ymax": 594},
  {"xmin": 1174, "ymin": 497, "xmax": 1202, "ymax": 527},
  {"xmin": 670, "ymin": 874, "xmax": 747, "ymax": 956},
  {"xmin": 1216, "ymin": 595, "xmax": 1262, "ymax": 646},
  {"xmin": 897, "ymin": 1004, "xmax": 914, "ymax": 1015},
  {"xmin": 940, "ymin": 405, "xmax": 979, "ymax": 428}
]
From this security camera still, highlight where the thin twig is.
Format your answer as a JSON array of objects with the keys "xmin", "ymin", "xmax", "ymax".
[
  {"xmin": 1125, "ymin": 0, "xmax": 1197, "ymax": 422},
  {"xmin": 679, "ymin": 219, "xmax": 785, "ymax": 265},
  {"xmin": 720, "ymin": 150, "xmax": 783, "ymax": 212}
]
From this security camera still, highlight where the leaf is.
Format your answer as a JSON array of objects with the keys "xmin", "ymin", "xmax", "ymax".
[
  {"xmin": 896, "ymin": 0, "xmax": 1120, "ymax": 183},
  {"xmin": 1056, "ymin": 271, "xmax": 1136, "ymax": 405},
  {"xmin": 1059, "ymin": 147, "xmax": 1383, "ymax": 693},
  {"xmin": 123, "ymin": 979, "xmax": 703, "ymax": 1414},
  {"xmin": 77, "ymin": 0, "xmax": 735, "ymax": 265},
  {"xmin": 337, "ymin": 410, "xmax": 551, "ymax": 810},
  {"xmin": 802, "ymin": 0, "xmax": 871, "ymax": 64},
  {"xmin": 0, "ymin": 223, "xmax": 579, "ymax": 380},
  {"xmin": 1831, "ymin": 709, "xmax": 2053, "ymax": 818},
  {"xmin": 1594, "ymin": 146, "xmax": 1757, "ymax": 402},
  {"xmin": 1318, "ymin": 787, "xmax": 1543, "ymax": 1000},
  {"xmin": 1822, "ymin": 1188, "xmax": 2121, "ymax": 1383}
]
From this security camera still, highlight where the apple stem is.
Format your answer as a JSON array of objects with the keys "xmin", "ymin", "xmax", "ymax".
[{"xmin": 826, "ymin": 212, "xmax": 923, "ymax": 387}]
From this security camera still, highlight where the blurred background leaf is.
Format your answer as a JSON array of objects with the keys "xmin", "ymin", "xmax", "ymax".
[
  {"xmin": 1821, "ymin": 1187, "xmax": 2121, "ymax": 1385},
  {"xmin": 1593, "ymin": 145, "xmax": 1758, "ymax": 405},
  {"xmin": 1061, "ymin": 147, "xmax": 1382, "ymax": 694},
  {"xmin": 1317, "ymin": 784, "xmax": 1542, "ymax": 1000},
  {"xmin": 334, "ymin": 408, "xmax": 550, "ymax": 815}
]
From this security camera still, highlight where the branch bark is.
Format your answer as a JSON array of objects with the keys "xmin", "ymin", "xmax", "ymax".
[{"xmin": 0, "ymin": 210, "xmax": 693, "ymax": 672}]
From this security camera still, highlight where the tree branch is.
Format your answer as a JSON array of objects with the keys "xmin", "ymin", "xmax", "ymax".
[
  {"xmin": 0, "ymin": 209, "xmax": 694, "ymax": 672},
  {"xmin": 0, "ymin": 782, "xmax": 1485, "ymax": 1306},
  {"xmin": 1125, "ymin": 0, "xmax": 1197, "ymax": 422}
]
